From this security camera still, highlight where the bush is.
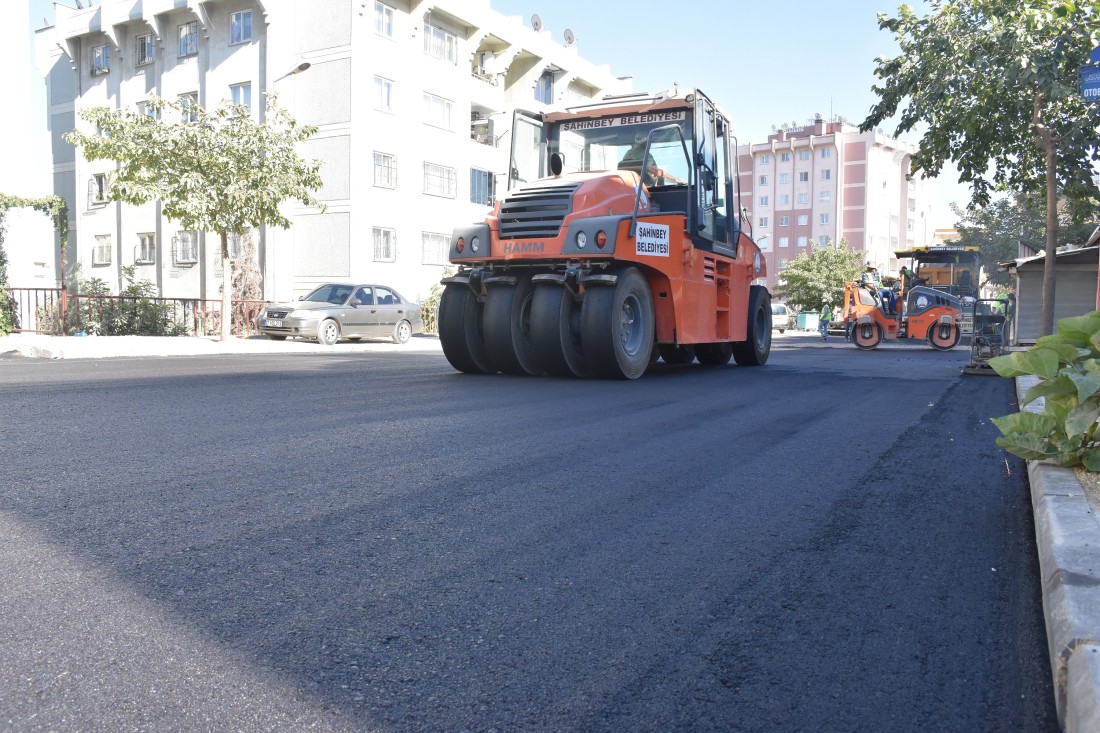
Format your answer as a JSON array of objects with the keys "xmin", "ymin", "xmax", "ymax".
[{"xmin": 990, "ymin": 311, "xmax": 1100, "ymax": 470}]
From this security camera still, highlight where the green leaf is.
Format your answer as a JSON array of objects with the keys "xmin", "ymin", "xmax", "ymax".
[
  {"xmin": 1058, "ymin": 312, "xmax": 1100, "ymax": 347},
  {"xmin": 989, "ymin": 348, "xmax": 1060, "ymax": 379},
  {"xmin": 1023, "ymin": 374, "xmax": 1076, "ymax": 405},
  {"xmin": 1065, "ymin": 401, "xmax": 1100, "ymax": 439},
  {"xmin": 995, "ymin": 433, "xmax": 1057, "ymax": 460},
  {"xmin": 991, "ymin": 411, "xmax": 1057, "ymax": 437},
  {"xmin": 1081, "ymin": 450, "xmax": 1100, "ymax": 472},
  {"xmin": 1068, "ymin": 372, "xmax": 1100, "ymax": 403}
]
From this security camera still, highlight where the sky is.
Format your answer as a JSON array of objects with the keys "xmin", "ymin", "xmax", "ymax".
[
  {"xmin": 15, "ymin": 0, "xmax": 972, "ymax": 229},
  {"xmin": 490, "ymin": 0, "xmax": 972, "ymax": 229}
]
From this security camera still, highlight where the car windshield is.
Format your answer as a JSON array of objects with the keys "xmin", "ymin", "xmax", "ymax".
[
  {"xmin": 548, "ymin": 115, "xmax": 691, "ymax": 184},
  {"xmin": 304, "ymin": 284, "xmax": 353, "ymax": 305}
]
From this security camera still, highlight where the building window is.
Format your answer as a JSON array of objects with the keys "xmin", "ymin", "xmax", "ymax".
[
  {"xmin": 178, "ymin": 21, "xmax": 198, "ymax": 57},
  {"xmin": 535, "ymin": 70, "xmax": 555, "ymax": 104},
  {"xmin": 174, "ymin": 230, "xmax": 198, "ymax": 265},
  {"xmin": 779, "ymin": 236, "xmax": 789, "ymax": 248},
  {"xmin": 375, "ymin": 2, "xmax": 394, "ymax": 37},
  {"xmin": 779, "ymin": 215, "xmax": 789, "ymax": 226},
  {"xmin": 819, "ymin": 190, "xmax": 831, "ymax": 202},
  {"xmin": 91, "ymin": 44, "xmax": 110, "ymax": 76},
  {"xmin": 374, "ymin": 151, "xmax": 397, "ymax": 188},
  {"xmin": 779, "ymin": 173, "xmax": 790, "ymax": 184},
  {"xmin": 470, "ymin": 168, "xmax": 494, "ymax": 206},
  {"xmin": 422, "ymin": 162, "xmax": 456, "ymax": 198},
  {"xmin": 797, "ymin": 236, "xmax": 808, "ymax": 247},
  {"xmin": 227, "ymin": 230, "xmax": 251, "ymax": 260},
  {"xmin": 798, "ymin": 171, "xmax": 809, "ymax": 182},
  {"xmin": 780, "ymin": 152, "xmax": 790, "ymax": 162},
  {"xmin": 92, "ymin": 235, "xmax": 112, "ymax": 265},
  {"xmin": 423, "ymin": 93, "xmax": 453, "ymax": 129},
  {"xmin": 821, "ymin": 148, "xmax": 832, "ymax": 158},
  {"xmin": 758, "ymin": 216, "xmax": 769, "ymax": 228},
  {"xmin": 798, "ymin": 193, "xmax": 809, "ymax": 205},
  {"xmin": 779, "ymin": 194, "xmax": 790, "ymax": 205},
  {"xmin": 230, "ymin": 82, "xmax": 251, "ymax": 112},
  {"xmin": 820, "ymin": 213, "xmax": 830, "ymax": 224},
  {"xmin": 799, "ymin": 150, "xmax": 810, "ymax": 161},
  {"xmin": 372, "ymin": 227, "xmax": 396, "ymax": 262},
  {"xmin": 179, "ymin": 93, "xmax": 198, "ymax": 123},
  {"xmin": 758, "ymin": 154, "xmax": 770, "ymax": 165},
  {"xmin": 421, "ymin": 231, "xmax": 449, "ymax": 265},
  {"xmin": 758, "ymin": 196, "xmax": 769, "ymax": 207},
  {"xmin": 230, "ymin": 10, "xmax": 252, "ymax": 44},
  {"xmin": 136, "ymin": 34, "xmax": 155, "ymax": 66},
  {"xmin": 89, "ymin": 173, "xmax": 109, "ymax": 205},
  {"xmin": 758, "ymin": 175, "xmax": 768, "ymax": 185},
  {"xmin": 821, "ymin": 169, "xmax": 832, "ymax": 180},
  {"xmin": 374, "ymin": 76, "xmax": 393, "ymax": 112},
  {"xmin": 423, "ymin": 22, "xmax": 456, "ymax": 62},
  {"xmin": 821, "ymin": 235, "xmax": 832, "ymax": 246},
  {"xmin": 136, "ymin": 101, "xmax": 156, "ymax": 118},
  {"xmin": 797, "ymin": 214, "xmax": 809, "ymax": 225},
  {"xmin": 135, "ymin": 233, "xmax": 155, "ymax": 264}
]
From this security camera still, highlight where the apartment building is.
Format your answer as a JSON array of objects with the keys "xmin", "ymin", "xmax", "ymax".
[
  {"xmin": 737, "ymin": 117, "xmax": 934, "ymax": 292},
  {"xmin": 37, "ymin": 0, "xmax": 629, "ymax": 303}
]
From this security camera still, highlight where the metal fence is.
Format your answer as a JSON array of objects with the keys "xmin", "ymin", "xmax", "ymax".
[{"xmin": 3, "ymin": 287, "xmax": 268, "ymax": 337}]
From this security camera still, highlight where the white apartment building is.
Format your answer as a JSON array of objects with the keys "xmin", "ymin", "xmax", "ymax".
[
  {"xmin": 737, "ymin": 117, "xmax": 934, "ymax": 292},
  {"xmin": 36, "ymin": 0, "xmax": 629, "ymax": 303}
]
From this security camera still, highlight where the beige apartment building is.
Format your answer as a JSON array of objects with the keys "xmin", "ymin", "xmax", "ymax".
[
  {"xmin": 737, "ymin": 117, "xmax": 934, "ymax": 292},
  {"xmin": 36, "ymin": 0, "xmax": 629, "ymax": 303}
]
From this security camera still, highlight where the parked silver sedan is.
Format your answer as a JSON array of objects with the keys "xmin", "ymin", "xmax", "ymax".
[{"xmin": 257, "ymin": 283, "xmax": 424, "ymax": 345}]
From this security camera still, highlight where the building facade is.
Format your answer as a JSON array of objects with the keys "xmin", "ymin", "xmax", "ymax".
[
  {"xmin": 736, "ymin": 118, "xmax": 934, "ymax": 292},
  {"xmin": 37, "ymin": 0, "xmax": 629, "ymax": 303}
]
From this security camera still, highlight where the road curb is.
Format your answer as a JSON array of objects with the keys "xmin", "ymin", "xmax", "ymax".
[{"xmin": 1017, "ymin": 376, "xmax": 1100, "ymax": 733}]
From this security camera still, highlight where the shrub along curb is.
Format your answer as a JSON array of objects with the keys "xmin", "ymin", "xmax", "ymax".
[{"xmin": 1017, "ymin": 376, "xmax": 1100, "ymax": 733}]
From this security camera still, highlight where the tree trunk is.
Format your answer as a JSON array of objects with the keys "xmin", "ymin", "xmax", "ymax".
[
  {"xmin": 1038, "ymin": 136, "xmax": 1057, "ymax": 338},
  {"xmin": 220, "ymin": 231, "xmax": 232, "ymax": 341}
]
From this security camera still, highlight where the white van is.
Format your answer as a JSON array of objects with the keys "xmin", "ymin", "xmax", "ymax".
[{"xmin": 771, "ymin": 303, "xmax": 790, "ymax": 333}]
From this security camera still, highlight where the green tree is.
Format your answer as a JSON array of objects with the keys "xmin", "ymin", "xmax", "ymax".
[
  {"xmin": 775, "ymin": 239, "xmax": 866, "ymax": 312},
  {"xmin": 0, "ymin": 194, "xmax": 69, "ymax": 335},
  {"xmin": 65, "ymin": 95, "xmax": 324, "ymax": 341},
  {"xmin": 863, "ymin": 0, "xmax": 1100, "ymax": 337},
  {"xmin": 950, "ymin": 195, "xmax": 1099, "ymax": 287}
]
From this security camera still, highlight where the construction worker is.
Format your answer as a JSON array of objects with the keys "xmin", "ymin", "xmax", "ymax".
[{"xmin": 819, "ymin": 301, "xmax": 832, "ymax": 341}]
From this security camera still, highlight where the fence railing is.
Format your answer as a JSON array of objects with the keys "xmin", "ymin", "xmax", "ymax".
[{"xmin": 3, "ymin": 287, "xmax": 268, "ymax": 337}]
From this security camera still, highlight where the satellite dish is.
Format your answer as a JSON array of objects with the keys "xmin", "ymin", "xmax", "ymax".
[
  {"xmin": 563, "ymin": 28, "xmax": 575, "ymax": 46},
  {"xmin": 531, "ymin": 14, "xmax": 542, "ymax": 31}
]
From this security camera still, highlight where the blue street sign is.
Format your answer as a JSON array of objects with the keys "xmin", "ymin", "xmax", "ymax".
[
  {"xmin": 1081, "ymin": 64, "xmax": 1100, "ymax": 101},
  {"xmin": 1091, "ymin": 45, "xmax": 1100, "ymax": 63}
]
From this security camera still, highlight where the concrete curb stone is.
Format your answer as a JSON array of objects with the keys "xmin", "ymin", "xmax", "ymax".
[{"xmin": 1017, "ymin": 376, "xmax": 1100, "ymax": 733}]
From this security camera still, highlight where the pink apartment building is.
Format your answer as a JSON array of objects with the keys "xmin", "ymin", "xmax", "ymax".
[{"xmin": 737, "ymin": 117, "xmax": 934, "ymax": 293}]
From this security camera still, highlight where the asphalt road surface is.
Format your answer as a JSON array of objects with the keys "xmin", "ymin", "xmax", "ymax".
[{"xmin": 0, "ymin": 334, "xmax": 1058, "ymax": 732}]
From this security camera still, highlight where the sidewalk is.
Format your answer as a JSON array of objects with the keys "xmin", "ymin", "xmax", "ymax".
[
  {"xmin": 1017, "ymin": 377, "xmax": 1100, "ymax": 733},
  {"xmin": 0, "ymin": 333, "xmax": 443, "ymax": 360}
]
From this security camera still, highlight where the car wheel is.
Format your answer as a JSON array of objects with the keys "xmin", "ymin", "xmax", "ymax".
[
  {"xmin": 317, "ymin": 318, "xmax": 340, "ymax": 346},
  {"xmin": 267, "ymin": 334, "xmax": 287, "ymax": 341},
  {"xmin": 392, "ymin": 320, "xmax": 412, "ymax": 344}
]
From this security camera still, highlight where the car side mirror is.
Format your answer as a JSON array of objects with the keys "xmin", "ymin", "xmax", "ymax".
[{"xmin": 350, "ymin": 298, "xmax": 363, "ymax": 306}]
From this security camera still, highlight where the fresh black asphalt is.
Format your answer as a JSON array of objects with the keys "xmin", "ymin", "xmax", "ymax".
[{"xmin": 0, "ymin": 334, "xmax": 1058, "ymax": 731}]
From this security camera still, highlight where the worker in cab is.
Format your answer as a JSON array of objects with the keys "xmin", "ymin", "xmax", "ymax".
[{"xmin": 618, "ymin": 137, "xmax": 686, "ymax": 187}]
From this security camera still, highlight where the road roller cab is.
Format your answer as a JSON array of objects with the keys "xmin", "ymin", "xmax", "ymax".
[{"xmin": 438, "ymin": 87, "xmax": 771, "ymax": 380}]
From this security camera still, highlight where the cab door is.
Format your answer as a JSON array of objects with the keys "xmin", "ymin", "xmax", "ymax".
[{"xmin": 508, "ymin": 109, "xmax": 544, "ymax": 190}]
